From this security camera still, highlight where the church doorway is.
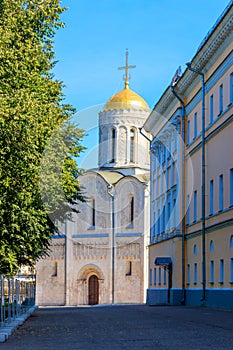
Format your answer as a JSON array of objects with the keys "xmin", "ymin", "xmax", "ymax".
[{"xmin": 88, "ymin": 275, "xmax": 99, "ymax": 305}]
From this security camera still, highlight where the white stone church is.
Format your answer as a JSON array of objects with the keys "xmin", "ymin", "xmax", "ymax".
[{"xmin": 36, "ymin": 53, "xmax": 151, "ymax": 305}]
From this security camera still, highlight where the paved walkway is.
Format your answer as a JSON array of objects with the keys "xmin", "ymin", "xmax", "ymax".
[{"xmin": 1, "ymin": 304, "xmax": 233, "ymax": 350}]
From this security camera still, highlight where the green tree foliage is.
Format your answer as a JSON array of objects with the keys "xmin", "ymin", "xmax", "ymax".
[{"xmin": 0, "ymin": 0, "xmax": 86, "ymax": 275}]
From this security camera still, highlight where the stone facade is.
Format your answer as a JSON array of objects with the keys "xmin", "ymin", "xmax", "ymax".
[{"xmin": 36, "ymin": 73, "xmax": 151, "ymax": 305}]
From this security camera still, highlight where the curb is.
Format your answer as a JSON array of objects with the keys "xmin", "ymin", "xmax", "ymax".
[{"xmin": 0, "ymin": 305, "xmax": 37, "ymax": 343}]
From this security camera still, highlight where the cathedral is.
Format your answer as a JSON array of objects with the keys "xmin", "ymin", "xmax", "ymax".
[{"xmin": 36, "ymin": 51, "xmax": 151, "ymax": 305}]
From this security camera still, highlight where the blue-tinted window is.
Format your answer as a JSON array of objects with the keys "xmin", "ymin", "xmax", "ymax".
[
  {"xmin": 164, "ymin": 268, "xmax": 167, "ymax": 285},
  {"xmin": 157, "ymin": 176, "xmax": 160, "ymax": 196},
  {"xmin": 219, "ymin": 174, "xmax": 223, "ymax": 211},
  {"xmin": 194, "ymin": 263, "xmax": 197, "ymax": 284},
  {"xmin": 194, "ymin": 112, "xmax": 198, "ymax": 138},
  {"xmin": 210, "ymin": 261, "xmax": 214, "ymax": 283},
  {"xmin": 157, "ymin": 209, "xmax": 161, "ymax": 235},
  {"xmin": 163, "ymin": 145, "xmax": 166, "ymax": 163},
  {"xmin": 230, "ymin": 235, "xmax": 233, "ymax": 248},
  {"xmin": 230, "ymin": 73, "xmax": 233, "ymax": 104},
  {"xmin": 187, "ymin": 120, "xmax": 190, "ymax": 144},
  {"xmin": 193, "ymin": 190, "xmax": 197, "ymax": 222},
  {"xmin": 230, "ymin": 258, "xmax": 233, "ymax": 283},
  {"xmin": 187, "ymin": 264, "xmax": 190, "ymax": 284},
  {"xmin": 219, "ymin": 84, "xmax": 223, "ymax": 114},
  {"xmin": 152, "ymin": 212, "xmax": 156, "ymax": 239},
  {"xmin": 162, "ymin": 207, "xmax": 165, "ymax": 233},
  {"xmin": 171, "ymin": 163, "xmax": 174, "ymax": 187},
  {"xmin": 167, "ymin": 202, "xmax": 171, "ymax": 222},
  {"xmin": 210, "ymin": 95, "xmax": 214, "ymax": 123},
  {"xmin": 158, "ymin": 267, "xmax": 161, "ymax": 284},
  {"xmin": 154, "ymin": 268, "xmax": 157, "ymax": 284},
  {"xmin": 193, "ymin": 244, "xmax": 198, "ymax": 256},
  {"xmin": 149, "ymin": 268, "xmax": 152, "ymax": 285},
  {"xmin": 209, "ymin": 180, "xmax": 214, "ymax": 215},
  {"xmin": 230, "ymin": 169, "xmax": 233, "ymax": 207},
  {"xmin": 210, "ymin": 240, "xmax": 214, "ymax": 252},
  {"xmin": 219, "ymin": 259, "xmax": 224, "ymax": 283}
]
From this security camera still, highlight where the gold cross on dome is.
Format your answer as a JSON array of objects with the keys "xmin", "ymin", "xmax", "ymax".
[{"xmin": 118, "ymin": 49, "xmax": 136, "ymax": 88}]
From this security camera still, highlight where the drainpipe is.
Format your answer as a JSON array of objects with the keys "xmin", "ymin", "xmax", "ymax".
[
  {"xmin": 139, "ymin": 127, "xmax": 152, "ymax": 302},
  {"xmin": 170, "ymin": 85, "xmax": 186, "ymax": 305},
  {"xmin": 186, "ymin": 63, "xmax": 206, "ymax": 302},
  {"xmin": 107, "ymin": 185, "xmax": 115, "ymax": 304}
]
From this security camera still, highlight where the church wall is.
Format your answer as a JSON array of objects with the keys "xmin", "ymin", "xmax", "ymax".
[
  {"xmin": 36, "ymin": 239, "xmax": 65, "ymax": 305},
  {"xmin": 36, "ymin": 54, "xmax": 151, "ymax": 306}
]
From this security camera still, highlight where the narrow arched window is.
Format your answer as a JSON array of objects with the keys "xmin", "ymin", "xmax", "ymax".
[
  {"xmin": 130, "ymin": 129, "xmax": 135, "ymax": 162},
  {"xmin": 210, "ymin": 240, "xmax": 214, "ymax": 252},
  {"xmin": 52, "ymin": 261, "xmax": 57, "ymax": 277},
  {"xmin": 92, "ymin": 198, "xmax": 95, "ymax": 227},
  {"xmin": 230, "ymin": 235, "xmax": 233, "ymax": 248},
  {"xmin": 111, "ymin": 129, "xmax": 116, "ymax": 163},
  {"xmin": 130, "ymin": 196, "xmax": 134, "ymax": 224},
  {"xmin": 193, "ymin": 244, "xmax": 198, "ymax": 255}
]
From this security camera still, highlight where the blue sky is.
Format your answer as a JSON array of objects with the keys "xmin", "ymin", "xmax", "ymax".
[{"xmin": 53, "ymin": 0, "xmax": 231, "ymax": 168}]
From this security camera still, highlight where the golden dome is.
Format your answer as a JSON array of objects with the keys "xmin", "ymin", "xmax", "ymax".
[{"xmin": 103, "ymin": 85, "xmax": 150, "ymax": 112}]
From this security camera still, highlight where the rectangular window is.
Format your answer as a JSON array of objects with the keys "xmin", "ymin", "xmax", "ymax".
[
  {"xmin": 210, "ymin": 94, "xmax": 214, "ymax": 123},
  {"xmin": 152, "ymin": 212, "xmax": 156, "ymax": 239},
  {"xmin": 187, "ymin": 120, "xmax": 190, "ymax": 144},
  {"xmin": 167, "ymin": 202, "xmax": 171, "ymax": 223},
  {"xmin": 173, "ymin": 198, "xmax": 176, "ymax": 229},
  {"xmin": 161, "ymin": 173, "xmax": 164, "ymax": 194},
  {"xmin": 219, "ymin": 84, "xmax": 223, "ymax": 114},
  {"xmin": 193, "ymin": 190, "xmax": 197, "ymax": 222},
  {"xmin": 194, "ymin": 112, "xmax": 198, "ymax": 139},
  {"xmin": 164, "ymin": 268, "xmax": 167, "ymax": 285},
  {"xmin": 173, "ymin": 161, "xmax": 177, "ymax": 184},
  {"xmin": 209, "ymin": 180, "xmax": 214, "ymax": 215},
  {"xmin": 162, "ymin": 207, "xmax": 165, "ymax": 233},
  {"xmin": 154, "ymin": 268, "xmax": 157, "ymax": 285},
  {"xmin": 158, "ymin": 267, "xmax": 161, "ymax": 285},
  {"xmin": 230, "ymin": 73, "xmax": 233, "ymax": 104},
  {"xmin": 219, "ymin": 174, "xmax": 223, "ymax": 211},
  {"xmin": 167, "ymin": 167, "xmax": 171, "ymax": 189},
  {"xmin": 187, "ymin": 264, "xmax": 190, "ymax": 284},
  {"xmin": 163, "ymin": 145, "xmax": 166, "ymax": 163},
  {"xmin": 210, "ymin": 260, "xmax": 214, "ymax": 283},
  {"xmin": 149, "ymin": 268, "xmax": 152, "ymax": 285},
  {"xmin": 230, "ymin": 169, "xmax": 233, "ymax": 207},
  {"xmin": 219, "ymin": 259, "xmax": 224, "ymax": 283},
  {"xmin": 230, "ymin": 258, "xmax": 233, "ymax": 283},
  {"xmin": 157, "ymin": 209, "xmax": 161, "ymax": 235},
  {"xmin": 194, "ymin": 263, "xmax": 197, "ymax": 284},
  {"xmin": 157, "ymin": 175, "xmax": 160, "ymax": 196},
  {"xmin": 171, "ymin": 163, "xmax": 174, "ymax": 187}
]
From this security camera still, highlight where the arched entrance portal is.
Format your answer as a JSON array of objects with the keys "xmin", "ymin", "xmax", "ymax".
[{"xmin": 88, "ymin": 275, "xmax": 99, "ymax": 305}]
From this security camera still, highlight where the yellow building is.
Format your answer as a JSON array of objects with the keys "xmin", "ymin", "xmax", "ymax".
[{"xmin": 144, "ymin": 3, "xmax": 233, "ymax": 309}]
